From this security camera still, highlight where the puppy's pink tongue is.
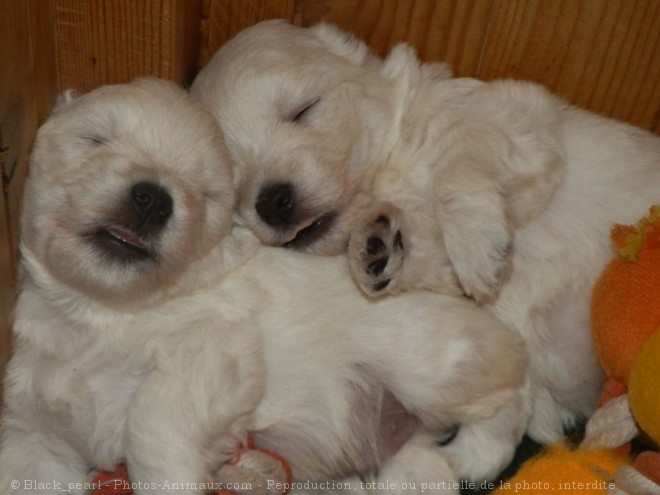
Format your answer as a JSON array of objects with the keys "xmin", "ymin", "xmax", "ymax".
[{"xmin": 107, "ymin": 227, "xmax": 144, "ymax": 249}]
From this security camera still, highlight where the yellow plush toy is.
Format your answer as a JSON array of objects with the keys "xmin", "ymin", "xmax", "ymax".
[{"xmin": 495, "ymin": 206, "xmax": 660, "ymax": 495}]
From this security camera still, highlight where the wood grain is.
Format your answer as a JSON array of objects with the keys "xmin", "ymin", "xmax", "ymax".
[
  {"xmin": 56, "ymin": 0, "xmax": 203, "ymax": 93},
  {"xmin": 49, "ymin": 0, "xmax": 659, "ymax": 131},
  {"xmin": 298, "ymin": 0, "xmax": 494, "ymax": 77},
  {"xmin": 0, "ymin": 0, "xmax": 58, "ymax": 398},
  {"xmin": 294, "ymin": 0, "xmax": 659, "ymax": 132},
  {"xmin": 479, "ymin": 0, "xmax": 660, "ymax": 131},
  {"xmin": 201, "ymin": 0, "xmax": 296, "ymax": 67}
]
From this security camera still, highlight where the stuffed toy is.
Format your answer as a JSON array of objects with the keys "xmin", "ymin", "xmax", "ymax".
[{"xmin": 495, "ymin": 206, "xmax": 660, "ymax": 495}]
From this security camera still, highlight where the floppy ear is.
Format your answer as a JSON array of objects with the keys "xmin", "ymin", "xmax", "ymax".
[
  {"xmin": 422, "ymin": 61, "xmax": 454, "ymax": 81},
  {"xmin": 308, "ymin": 23, "xmax": 379, "ymax": 67},
  {"xmin": 52, "ymin": 89, "xmax": 79, "ymax": 114},
  {"xmin": 379, "ymin": 43, "xmax": 452, "ymax": 89}
]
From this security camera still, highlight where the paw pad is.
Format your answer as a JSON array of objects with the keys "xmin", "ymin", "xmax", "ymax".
[
  {"xmin": 367, "ymin": 236, "xmax": 386, "ymax": 255},
  {"xmin": 349, "ymin": 209, "xmax": 405, "ymax": 297},
  {"xmin": 368, "ymin": 258, "xmax": 387, "ymax": 276}
]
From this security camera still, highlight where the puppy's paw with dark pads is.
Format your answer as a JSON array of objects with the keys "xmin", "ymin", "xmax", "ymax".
[{"xmin": 349, "ymin": 203, "xmax": 405, "ymax": 297}]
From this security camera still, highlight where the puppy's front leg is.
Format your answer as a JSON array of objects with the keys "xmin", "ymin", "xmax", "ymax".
[
  {"xmin": 367, "ymin": 298, "xmax": 529, "ymax": 482},
  {"xmin": 126, "ymin": 323, "xmax": 265, "ymax": 494},
  {"xmin": 433, "ymin": 108, "xmax": 564, "ymax": 302},
  {"xmin": 376, "ymin": 433, "xmax": 460, "ymax": 495},
  {"xmin": 0, "ymin": 424, "xmax": 88, "ymax": 494},
  {"xmin": 439, "ymin": 384, "xmax": 531, "ymax": 482},
  {"xmin": 434, "ymin": 139, "xmax": 513, "ymax": 302}
]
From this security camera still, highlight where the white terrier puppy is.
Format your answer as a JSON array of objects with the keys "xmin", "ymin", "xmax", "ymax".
[{"xmin": 191, "ymin": 20, "xmax": 660, "ymax": 443}]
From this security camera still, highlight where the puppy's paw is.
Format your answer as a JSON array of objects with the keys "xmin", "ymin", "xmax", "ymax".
[
  {"xmin": 349, "ymin": 203, "xmax": 405, "ymax": 297},
  {"xmin": 444, "ymin": 218, "xmax": 513, "ymax": 302},
  {"xmin": 444, "ymin": 221, "xmax": 512, "ymax": 302},
  {"xmin": 217, "ymin": 448, "xmax": 290, "ymax": 495}
]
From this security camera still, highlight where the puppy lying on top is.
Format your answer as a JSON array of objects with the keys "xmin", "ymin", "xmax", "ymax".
[
  {"xmin": 191, "ymin": 20, "xmax": 660, "ymax": 445},
  {"xmin": 0, "ymin": 78, "xmax": 529, "ymax": 495}
]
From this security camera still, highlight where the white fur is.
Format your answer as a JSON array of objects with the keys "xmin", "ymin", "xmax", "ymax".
[
  {"xmin": 191, "ymin": 20, "xmax": 660, "ymax": 443},
  {"xmin": 0, "ymin": 78, "xmax": 529, "ymax": 495}
]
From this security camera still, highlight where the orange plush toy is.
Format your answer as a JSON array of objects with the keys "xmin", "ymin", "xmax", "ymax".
[
  {"xmin": 586, "ymin": 205, "xmax": 660, "ymax": 490},
  {"xmin": 592, "ymin": 206, "xmax": 660, "ymax": 407},
  {"xmin": 496, "ymin": 206, "xmax": 660, "ymax": 494}
]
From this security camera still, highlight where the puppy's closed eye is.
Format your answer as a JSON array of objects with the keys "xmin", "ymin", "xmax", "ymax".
[
  {"xmin": 288, "ymin": 98, "xmax": 320, "ymax": 124},
  {"xmin": 81, "ymin": 134, "xmax": 109, "ymax": 146}
]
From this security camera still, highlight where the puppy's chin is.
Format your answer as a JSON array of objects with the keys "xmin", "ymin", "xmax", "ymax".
[
  {"xmin": 240, "ymin": 210, "xmax": 362, "ymax": 257},
  {"xmin": 32, "ymin": 225, "xmax": 198, "ymax": 307},
  {"xmin": 48, "ymin": 254, "xmax": 167, "ymax": 306}
]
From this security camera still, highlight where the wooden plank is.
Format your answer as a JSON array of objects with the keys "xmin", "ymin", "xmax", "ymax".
[
  {"xmin": 201, "ymin": 0, "xmax": 296, "ymax": 67},
  {"xmin": 1, "ymin": 0, "xmax": 37, "ymax": 244},
  {"xmin": 0, "ymin": 0, "xmax": 58, "ymax": 398},
  {"xmin": 479, "ymin": 0, "xmax": 660, "ymax": 132},
  {"xmin": 56, "ymin": 0, "xmax": 203, "ymax": 94},
  {"xmin": 0, "ymin": 0, "xmax": 37, "ymax": 302},
  {"xmin": 0, "ymin": 0, "xmax": 57, "ymax": 263},
  {"xmin": 297, "ymin": 0, "xmax": 494, "ymax": 77},
  {"xmin": 0, "ymin": 0, "xmax": 24, "ymax": 389},
  {"xmin": 172, "ymin": 0, "xmax": 205, "ymax": 86},
  {"xmin": 29, "ymin": 0, "xmax": 60, "ymax": 124},
  {"xmin": 198, "ymin": 0, "xmax": 660, "ymax": 133}
]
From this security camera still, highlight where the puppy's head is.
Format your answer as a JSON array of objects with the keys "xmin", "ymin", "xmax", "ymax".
[
  {"xmin": 192, "ymin": 20, "xmax": 399, "ymax": 255},
  {"xmin": 21, "ymin": 78, "xmax": 234, "ymax": 304}
]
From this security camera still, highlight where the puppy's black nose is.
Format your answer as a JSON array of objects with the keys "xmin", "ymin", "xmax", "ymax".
[
  {"xmin": 256, "ymin": 183, "xmax": 294, "ymax": 227},
  {"xmin": 131, "ymin": 181, "xmax": 173, "ymax": 228}
]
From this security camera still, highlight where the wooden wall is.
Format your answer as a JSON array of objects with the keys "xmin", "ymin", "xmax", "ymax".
[
  {"xmin": 203, "ymin": 0, "xmax": 660, "ymax": 134},
  {"xmin": 0, "ymin": 0, "xmax": 58, "ymax": 395},
  {"xmin": 1, "ymin": 0, "xmax": 659, "ymax": 395},
  {"xmin": 56, "ymin": 0, "xmax": 203, "ymax": 93}
]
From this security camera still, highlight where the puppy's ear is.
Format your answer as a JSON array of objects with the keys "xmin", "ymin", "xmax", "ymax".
[
  {"xmin": 308, "ymin": 23, "xmax": 379, "ymax": 67},
  {"xmin": 381, "ymin": 44, "xmax": 422, "ymax": 82},
  {"xmin": 52, "ymin": 89, "xmax": 79, "ymax": 114},
  {"xmin": 422, "ymin": 61, "xmax": 454, "ymax": 81},
  {"xmin": 382, "ymin": 44, "xmax": 454, "ymax": 83}
]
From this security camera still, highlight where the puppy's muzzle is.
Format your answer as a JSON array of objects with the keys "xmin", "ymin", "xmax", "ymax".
[
  {"xmin": 89, "ymin": 181, "xmax": 173, "ymax": 263},
  {"xmin": 254, "ymin": 182, "xmax": 338, "ymax": 250}
]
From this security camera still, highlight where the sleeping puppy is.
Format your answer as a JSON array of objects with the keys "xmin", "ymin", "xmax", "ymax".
[
  {"xmin": 191, "ymin": 20, "xmax": 660, "ymax": 443},
  {"xmin": 0, "ymin": 78, "xmax": 529, "ymax": 494}
]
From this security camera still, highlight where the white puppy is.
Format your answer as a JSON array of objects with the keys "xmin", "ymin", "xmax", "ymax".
[
  {"xmin": 0, "ymin": 78, "xmax": 529, "ymax": 495},
  {"xmin": 191, "ymin": 20, "xmax": 660, "ymax": 443}
]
